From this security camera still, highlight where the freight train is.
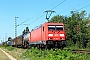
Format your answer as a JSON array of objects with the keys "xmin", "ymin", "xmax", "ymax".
[{"xmin": 9, "ymin": 22, "xmax": 66, "ymax": 49}]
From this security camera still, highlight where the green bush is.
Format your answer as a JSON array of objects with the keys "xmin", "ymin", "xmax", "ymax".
[
  {"xmin": 6, "ymin": 46, "xmax": 15, "ymax": 51},
  {"xmin": 20, "ymin": 48, "xmax": 90, "ymax": 60}
]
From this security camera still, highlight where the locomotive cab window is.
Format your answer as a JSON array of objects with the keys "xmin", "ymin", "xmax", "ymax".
[
  {"xmin": 56, "ymin": 26, "xmax": 63, "ymax": 31},
  {"xmin": 48, "ymin": 26, "xmax": 55, "ymax": 30},
  {"xmin": 43, "ymin": 27, "xmax": 44, "ymax": 31}
]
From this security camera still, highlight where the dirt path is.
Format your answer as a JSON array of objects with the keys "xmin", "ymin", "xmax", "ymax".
[{"xmin": 0, "ymin": 48, "xmax": 17, "ymax": 60}]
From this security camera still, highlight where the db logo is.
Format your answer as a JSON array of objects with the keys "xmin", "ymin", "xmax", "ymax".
[{"xmin": 55, "ymin": 34, "xmax": 58, "ymax": 36}]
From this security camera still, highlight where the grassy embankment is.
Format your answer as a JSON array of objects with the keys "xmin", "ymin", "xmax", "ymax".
[
  {"xmin": 1, "ymin": 46, "xmax": 90, "ymax": 60},
  {"xmin": 0, "ymin": 48, "xmax": 10, "ymax": 60}
]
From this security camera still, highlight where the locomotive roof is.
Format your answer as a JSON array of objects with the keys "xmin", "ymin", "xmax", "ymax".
[
  {"xmin": 31, "ymin": 22, "xmax": 64, "ymax": 31},
  {"xmin": 44, "ymin": 22, "xmax": 64, "ymax": 25}
]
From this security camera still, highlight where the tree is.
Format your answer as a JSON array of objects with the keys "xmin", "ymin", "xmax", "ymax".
[
  {"xmin": 22, "ymin": 29, "xmax": 26, "ymax": 34},
  {"xmin": 50, "ymin": 10, "xmax": 90, "ymax": 48},
  {"xmin": 8, "ymin": 37, "xmax": 12, "ymax": 41},
  {"xmin": 50, "ymin": 15, "xmax": 65, "ymax": 23},
  {"xmin": 26, "ymin": 27, "xmax": 29, "ymax": 33},
  {"xmin": 22, "ymin": 26, "xmax": 29, "ymax": 34}
]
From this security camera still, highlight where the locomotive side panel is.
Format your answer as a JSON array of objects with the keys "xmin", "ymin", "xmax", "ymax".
[
  {"xmin": 42, "ymin": 24, "xmax": 48, "ymax": 41},
  {"xmin": 30, "ymin": 27, "xmax": 42, "ymax": 42}
]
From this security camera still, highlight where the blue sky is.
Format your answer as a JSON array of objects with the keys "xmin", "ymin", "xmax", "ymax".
[{"xmin": 0, "ymin": 0, "xmax": 90, "ymax": 43}]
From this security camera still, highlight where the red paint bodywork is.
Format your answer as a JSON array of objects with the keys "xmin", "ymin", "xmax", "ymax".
[
  {"xmin": 30, "ymin": 22, "xmax": 66, "ymax": 44},
  {"xmin": 30, "ymin": 27, "xmax": 42, "ymax": 42}
]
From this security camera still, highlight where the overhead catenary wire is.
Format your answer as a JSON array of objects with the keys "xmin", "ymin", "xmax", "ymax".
[
  {"xmin": 51, "ymin": 0, "xmax": 66, "ymax": 10},
  {"xmin": 63, "ymin": 0, "xmax": 90, "ymax": 16},
  {"xmin": 45, "ymin": 0, "xmax": 60, "ymax": 9},
  {"xmin": 29, "ymin": 14, "xmax": 45, "ymax": 25},
  {"xmin": 17, "ymin": 0, "xmax": 89, "ymax": 26},
  {"xmin": 17, "ymin": 18, "xmax": 31, "ymax": 26},
  {"xmin": 17, "ymin": 0, "xmax": 66, "ymax": 26},
  {"xmin": 71, "ymin": 0, "xmax": 89, "ymax": 11},
  {"xmin": 17, "ymin": 0, "xmax": 66, "ymax": 32},
  {"xmin": 77, "ymin": 4, "xmax": 90, "ymax": 11},
  {"xmin": 17, "ymin": 0, "xmax": 59, "ymax": 26},
  {"xmin": 74, "ymin": 0, "xmax": 89, "ymax": 8},
  {"xmin": 29, "ymin": 0, "xmax": 66, "ymax": 25}
]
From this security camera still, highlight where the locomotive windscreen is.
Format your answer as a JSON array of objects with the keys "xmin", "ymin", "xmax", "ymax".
[
  {"xmin": 48, "ymin": 25, "xmax": 63, "ymax": 31},
  {"xmin": 56, "ymin": 26, "xmax": 63, "ymax": 30},
  {"xmin": 48, "ymin": 26, "xmax": 55, "ymax": 30}
]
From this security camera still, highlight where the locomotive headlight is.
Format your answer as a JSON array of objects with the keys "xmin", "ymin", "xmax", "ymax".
[
  {"xmin": 60, "ymin": 34, "xmax": 64, "ymax": 36},
  {"xmin": 48, "ymin": 34, "xmax": 53, "ymax": 36}
]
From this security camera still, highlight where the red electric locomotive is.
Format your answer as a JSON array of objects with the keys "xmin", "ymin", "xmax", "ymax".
[{"xmin": 29, "ymin": 22, "xmax": 66, "ymax": 48}]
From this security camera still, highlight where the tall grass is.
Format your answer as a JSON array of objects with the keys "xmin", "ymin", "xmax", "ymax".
[{"xmin": 1, "ymin": 46, "xmax": 90, "ymax": 60}]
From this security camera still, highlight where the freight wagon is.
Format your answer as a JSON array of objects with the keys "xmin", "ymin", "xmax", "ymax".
[
  {"xmin": 12, "ymin": 35, "xmax": 23, "ymax": 47},
  {"xmin": 22, "ymin": 32, "xmax": 30, "ymax": 48},
  {"xmin": 11, "ymin": 32, "xmax": 30, "ymax": 48}
]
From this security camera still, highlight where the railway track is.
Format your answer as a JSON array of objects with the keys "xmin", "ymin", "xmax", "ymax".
[{"xmin": 72, "ymin": 50, "xmax": 90, "ymax": 54}]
